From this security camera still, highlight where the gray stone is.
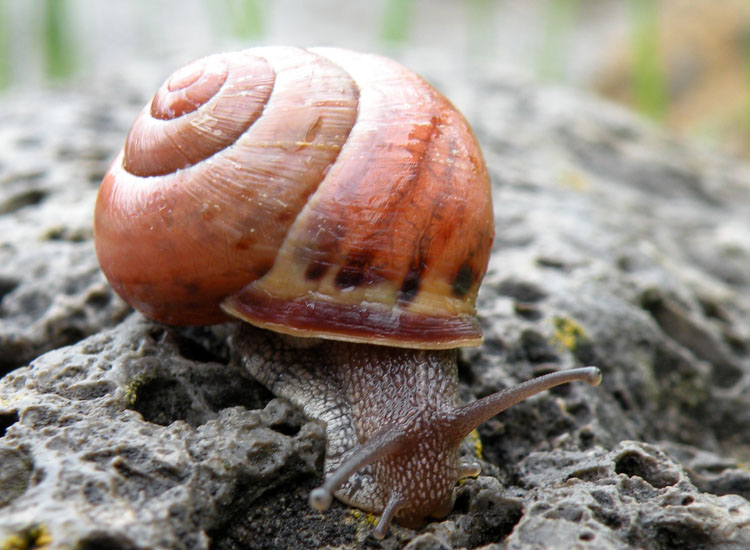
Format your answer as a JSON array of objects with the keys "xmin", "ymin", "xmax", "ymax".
[
  {"xmin": 510, "ymin": 441, "xmax": 750, "ymax": 549},
  {"xmin": 403, "ymin": 533, "xmax": 452, "ymax": 550},
  {"xmin": 0, "ymin": 93, "xmax": 133, "ymax": 374},
  {"xmin": 1, "ymin": 57, "xmax": 749, "ymax": 549},
  {"xmin": 0, "ymin": 314, "xmax": 326, "ymax": 549}
]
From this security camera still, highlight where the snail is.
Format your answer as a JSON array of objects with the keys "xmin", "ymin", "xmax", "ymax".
[{"xmin": 94, "ymin": 46, "xmax": 602, "ymax": 539}]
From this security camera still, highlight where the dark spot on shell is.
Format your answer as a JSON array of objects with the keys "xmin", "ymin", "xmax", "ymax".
[
  {"xmin": 398, "ymin": 262, "xmax": 425, "ymax": 303},
  {"xmin": 305, "ymin": 115, "xmax": 324, "ymax": 143},
  {"xmin": 181, "ymin": 282, "xmax": 202, "ymax": 296},
  {"xmin": 452, "ymin": 262, "xmax": 474, "ymax": 297},
  {"xmin": 274, "ymin": 207, "xmax": 296, "ymax": 226},
  {"xmin": 305, "ymin": 259, "xmax": 328, "ymax": 281},
  {"xmin": 199, "ymin": 203, "xmax": 221, "ymax": 222},
  {"xmin": 335, "ymin": 266, "xmax": 363, "ymax": 289},
  {"xmin": 235, "ymin": 237, "xmax": 252, "ymax": 251},
  {"xmin": 335, "ymin": 251, "xmax": 373, "ymax": 290}
]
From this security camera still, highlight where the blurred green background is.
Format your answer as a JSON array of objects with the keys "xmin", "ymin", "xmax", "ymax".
[{"xmin": 0, "ymin": 0, "xmax": 748, "ymax": 157}]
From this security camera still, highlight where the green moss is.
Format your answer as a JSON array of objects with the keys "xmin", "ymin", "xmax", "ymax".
[
  {"xmin": 552, "ymin": 316, "xmax": 587, "ymax": 351},
  {"xmin": 123, "ymin": 372, "xmax": 154, "ymax": 407},
  {"xmin": 348, "ymin": 508, "xmax": 379, "ymax": 530},
  {"xmin": 2, "ymin": 525, "xmax": 51, "ymax": 550},
  {"xmin": 467, "ymin": 428, "xmax": 483, "ymax": 461}
]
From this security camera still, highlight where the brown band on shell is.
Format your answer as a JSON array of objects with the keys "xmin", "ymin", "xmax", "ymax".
[
  {"xmin": 304, "ymin": 259, "xmax": 329, "ymax": 281},
  {"xmin": 221, "ymin": 284, "xmax": 483, "ymax": 349},
  {"xmin": 232, "ymin": 47, "xmax": 493, "ymax": 343}
]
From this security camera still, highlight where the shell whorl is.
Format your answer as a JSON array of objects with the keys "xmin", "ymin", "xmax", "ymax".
[{"xmin": 94, "ymin": 46, "xmax": 494, "ymax": 347}]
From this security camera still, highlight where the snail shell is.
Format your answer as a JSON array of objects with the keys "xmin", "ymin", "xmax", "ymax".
[{"xmin": 94, "ymin": 46, "xmax": 494, "ymax": 348}]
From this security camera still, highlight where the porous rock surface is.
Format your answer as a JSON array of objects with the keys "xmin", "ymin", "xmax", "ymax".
[{"xmin": 1, "ymin": 60, "xmax": 749, "ymax": 550}]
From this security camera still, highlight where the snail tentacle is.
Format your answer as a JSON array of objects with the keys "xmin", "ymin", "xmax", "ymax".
[
  {"xmin": 448, "ymin": 367, "xmax": 603, "ymax": 443},
  {"xmin": 309, "ymin": 424, "xmax": 407, "ymax": 511},
  {"xmin": 458, "ymin": 461, "xmax": 482, "ymax": 479},
  {"xmin": 372, "ymin": 493, "xmax": 407, "ymax": 540}
]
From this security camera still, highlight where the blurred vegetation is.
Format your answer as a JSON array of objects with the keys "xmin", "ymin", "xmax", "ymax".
[
  {"xmin": 627, "ymin": 0, "xmax": 667, "ymax": 120},
  {"xmin": 595, "ymin": 0, "xmax": 750, "ymax": 157},
  {"xmin": 0, "ymin": 0, "xmax": 8, "ymax": 90},
  {"xmin": 381, "ymin": 0, "xmax": 413, "ymax": 44},
  {"xmin": 0, "ymin": 0, "xmax": 747, "ymax": 157},
  {"xmin": 42, "ymin": 0, "xmax": 76, "ymax": 80},
  {"xmin": 538, "ymin": 0, "xmax": 581, "ymax": 81},
  {"xmin": 222, "ymin": 0, "xmax": 265, "ymax": 39}
]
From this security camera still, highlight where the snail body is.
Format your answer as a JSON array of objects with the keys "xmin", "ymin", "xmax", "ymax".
[{"xmin": 94, "ymin": 46, "xmax": 601, "ymax": 539}]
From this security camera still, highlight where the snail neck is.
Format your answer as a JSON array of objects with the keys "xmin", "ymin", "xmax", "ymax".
[
  {"xmin": 336, "ymin": 344, "xmax": 459, "ymax": 442},
  {"xmin": 447, "ymin": 366, "xmax": 603, "ymax": 442},
  {"xmin": 233, "ymin": 325, "xmax": 601, "ymax": 539},
  {"xmin": 309, "ymin": 344, "xmax": 602, "ymax": 537},
  {"xmin": 233, "ymin": 327, "xmax": 463, "ymax": 532},
  {"xmin": 309, "ymin": 343, "xmax": 463, "ymax": 536}
]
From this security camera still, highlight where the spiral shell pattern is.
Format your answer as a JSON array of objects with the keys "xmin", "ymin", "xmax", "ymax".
[{"xmin": 94, "ymin": 47, "xmax": 493, "ymax": 348}]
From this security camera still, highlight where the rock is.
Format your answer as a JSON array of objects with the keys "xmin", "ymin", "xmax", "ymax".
[
  {"xmin": 1, "ymin": 56, "xmax": 749, "ymax": 549},
  {"xmin": 0, "ymin": 93, "xmax": 133, "ymax": 375},
  {"xmin": 403, "ymin": 533, "xmax": 453, "ymax": 550},
  {"xmin": 0, "ymin": 315, "xmax": 326, "ymax": 550},
  {"xmin": 511, "ymin": 441, "xmax": 750, "ymax": 549}
]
